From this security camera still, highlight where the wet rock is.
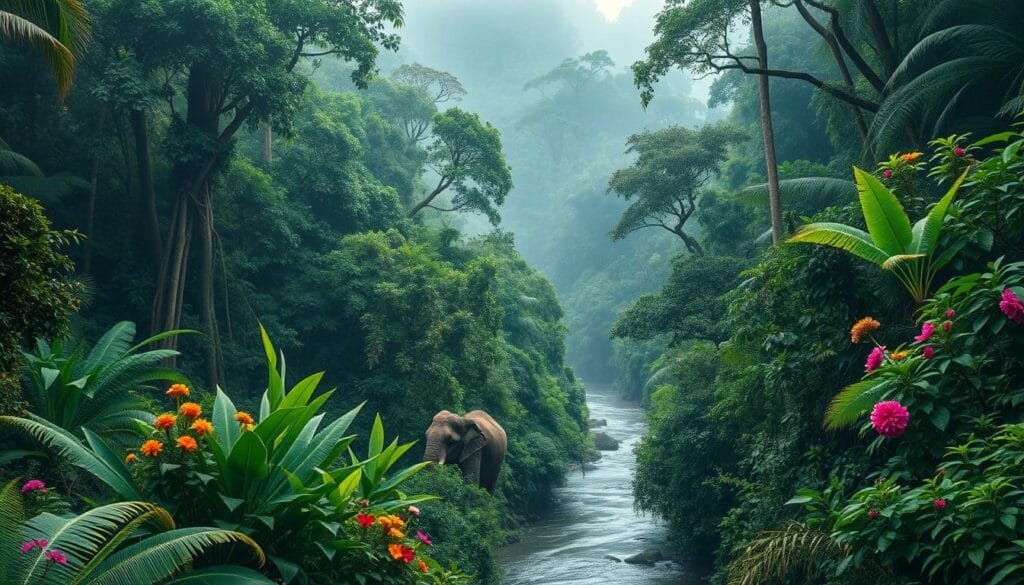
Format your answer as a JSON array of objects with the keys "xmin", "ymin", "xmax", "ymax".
[
  {"xmin": 624, "ymin": 549, "xmax": 664, "ymax": 565},
  {"xmin": 588, "ymin": 418, "xmax": 607, "ymax": 428},
  {"xmin": 582, "ymin": 463, "xmax": 599, "ymax": 472},
  {"xmin": 603, "ymin": 555, "xmax": 622, "ymax": 563},
  {"xmin": 591, "ymin": 431, "xmax": 620, "ymax": 451},
  {"xmin": 584, "ymin": 448, "xmax": 602, "ymax": 462}
]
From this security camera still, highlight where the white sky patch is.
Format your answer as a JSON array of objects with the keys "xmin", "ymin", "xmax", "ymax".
[{"xmin": 594, "ymin": 0, "xmax": 636, "ymax": 22}]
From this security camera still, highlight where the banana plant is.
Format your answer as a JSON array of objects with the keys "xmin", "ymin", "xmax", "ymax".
[
  {"xmin": 787, "ymin": 168, "xmax": 968, "ymax": 303},
  {"xmin": 0, "ymin": 479, "xmax": 272, "ymax": 584}
]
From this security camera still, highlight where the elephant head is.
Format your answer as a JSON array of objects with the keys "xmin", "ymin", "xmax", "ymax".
[{"xmin": 422, "ymin": 410, "xmax": 486, "ymax": 466}]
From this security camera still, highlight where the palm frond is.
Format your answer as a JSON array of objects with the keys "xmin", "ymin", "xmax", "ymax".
[
  {"xmin": 825, "ymin": 379, "xmax": 893, "ymax": 430},
  {"xmin": 164, "ymin": 566, "xmax": 276, "ymax": 585},
  {"xmin": 787, "ymin": 222, "xmax": 890, "ymax": 266},
  {"xmin": 727, "ymin": 522, "xmax": 848, "ymax": 585},
  {"xmin": 0, "ymin": 8, "xmax": 74, "ymax": 96}
]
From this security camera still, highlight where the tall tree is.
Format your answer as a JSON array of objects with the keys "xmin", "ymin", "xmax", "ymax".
[
  {"xmin": 749, "ymin": 0, "xmax": 783, "ymax": 243},
  {"xmin": 407, "ymin": 108, "xmax": 512, "ymax": 224},
  {"xmin": 104, "ymin": 0, "xmax": 404, "ymax": 387},
  {"xmin": 607, "ymin": 124, "xmax": 746, "ymax": 255}
]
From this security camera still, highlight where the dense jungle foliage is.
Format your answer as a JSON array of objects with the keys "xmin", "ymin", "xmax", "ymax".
[{"xmin": 3, "ymin": 0, "xmax": 1024, "ymax": 584}]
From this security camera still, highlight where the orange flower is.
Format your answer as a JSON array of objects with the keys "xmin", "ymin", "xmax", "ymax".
[
  {"xmin": 243, "ymin": 423, "xmax": 255, "ymax": 432},
  {"xmin": 154, "ymin": 413, "xmax": 177, "ymax": 430},
  {"xmin": 166, "ymin": 383, "xmax": 190, "ymax": 398},
  {"xmin": 850, "ymin": 317, "xmax": 881, "ymax": 344},
  {"xmin": 124, "ymin": 453, "xmax": 137, "ymax": 464},
  {"xmin": 378, "ymin": 515, "xmax": 405, "ymax": 530},
  {"xmin": 179, "ymin": 402, "xmax": 202, "ymax": 418},
  {"xmin": 234, "ymin": 411, "xmax": 254, "ymax": 425},
  {"xmin": 140, "ymin": 439, "xmax": 163, "ymax": 457},
  {"xmin": 890, "ymin": 350, "xmax": 909, "ymax": 361},
  {"xmin": 387, "ymin": 527, "xmax": 405, "ymax": 539},
  {"xmin": 899, "ymin": 151, "xmax": 924, "ymax": 163},
  {"xmin": 418, "ymin": 560, "xmax": 429, "ymax": 573},
  {"xmin": 176, "ymin": 435, "xmax": 198, "ymax": 453},
  {"xmin": 190, "ymin": 418, "xmax": 213, "ymax": 436},
  {"xmin": 388, "ymin": 544, "xmax": 414, "ymax": 563}
]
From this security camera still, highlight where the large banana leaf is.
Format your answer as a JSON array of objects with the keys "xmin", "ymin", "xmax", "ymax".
[
  {"xmin": 787, "ymin": 222, "xmax": 890, "ymax": 266},
  {"xmin": 853, "ymin": 167, "xmax": 913, "ymax": 254},
  {"xmin": 165, "ymin": 566, "xmax": 275, "ymax": 584}
]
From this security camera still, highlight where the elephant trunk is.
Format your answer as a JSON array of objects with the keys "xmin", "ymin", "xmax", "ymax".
[{"xmin": 423, "ymin": 436, "xmax": 446, "ymax": 465}]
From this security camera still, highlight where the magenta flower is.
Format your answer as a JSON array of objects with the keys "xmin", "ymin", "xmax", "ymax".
[
  {"xmin": 871, "ymin": 401, "xmax": 910, "ymax": 438},
  {"xmin": 1000, "ymin": 289, "xmax": 1024, "ymax": 323},
  {"xmin": 868, "ymin": 509, "xmax": 879, "ymax": 520},
  {"xmin": 21, "ymin": 479, "xmax": 46, "ymax": 494},
  {"xmin": 416, "ymin": 530, "xmax": 433, "ymax": 546},
  {"xmin": 865, "ymin": 346, "xmax": 886, "ymax": 372},
  {"xmin": 933, "ymin": 498, "xmax": 947, "ymax": 511},
  {"xmin": 20, "ymin": 539, "xmax": 47, "ymax": 553},
  {"xmin": 914, "ymin": 322, "xmax": 935, "ymax": 343},
  {"xmin": 45, "ymin": 549, "xmax": 67, "ymax": 564},
  {"xmin": 954, "ymin": 146, "xmax": 965, "ymax": 157},
  {"xmin": 882, "ymin": 169, "xmax": 892, "ymax": 179},
  {"xmin": 923, "ymin": 346, "xmax": 935, "ymax": 359}
]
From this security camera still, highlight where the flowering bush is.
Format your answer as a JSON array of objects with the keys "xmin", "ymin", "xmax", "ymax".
[{"xmin": 2, "ymin": 326, "xmax": 468, "ymax": 584}]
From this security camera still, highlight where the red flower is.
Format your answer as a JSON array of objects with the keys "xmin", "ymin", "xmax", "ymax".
[
  {"xmin": 870, "ymin": 401, "xmax": 909, "ymax": 438},
  {"xmin": 923, "ymin": 346, "xmax": 935, "ymax": 359},
  {"xmin": 356, "ymin": 513, "xmax": 375, "ymax": 528},
  {"xmin": 388, "ymin": 544, "xmax": 415, "ymax": 563},
  {"xmin": 934, "ymin": 498, "xmax": 947, "ymax": 511},
  {"xmin": 945, "ymin": 309, "xmax": 956, "ymax": 318},
  {"xmin": 942, "ymin": 320, "xmax": 952, "ymax": 333},
  {"xmin": 954, "ymin": 146, "xmax": 965, "ymax": 157},
  {"xmin": 1000, "ymin": 289, "xmax": 1024, "ymax": 323},
  {"xmin": 868, "ymin": 510, "xmax": 879, "ymax": 520},
  {"xmin": 882, "ymin": 169, "xmax": 892, "ymax": 179}
]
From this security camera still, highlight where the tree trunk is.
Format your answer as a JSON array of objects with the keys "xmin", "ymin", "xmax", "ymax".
[
  {"xmin": 82, "ymin": 153, "xmax": 99, "ymax": 274},
  {"xmin": 131, "ymin": 108, "xmax": 162, "ymax": 263},
  {"xmin": 407, "ymin": 177, "xmax": 451, "ymax": 218},
  {"xmin": 262, "ymin": 122, "xmax": 272, "ymax": 164},
  {"xmin": 750, "ymin": 0, "xmax": 784, "ymax": 244},
  {"xmin": 862, "ymin": 0, "xmax": 898, "ymax": 77},
  {"xmin": 198, "ymin": 184, "xmax": 224, "ymax": 388}
]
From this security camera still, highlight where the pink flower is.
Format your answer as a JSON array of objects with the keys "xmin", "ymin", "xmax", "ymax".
[
  {"xmin": 914, "ymin": 322, "xmax": 935, "ymax": 343},
  {"xmin": 20, "ymin": 539, "xmax": 47, "ymax": 553},
  {"xmin": 870, "ymin": 401, "xmax": 910, "ymax": 438},
  {"xmin": 882, "ymin": 169, "xmax": 892, "ymax": 179},
  {"xmin": 954, "ymin": 147, "xmax": 965, "ymax": 157},
  {"xmin": 416, "ymin": 530, "xmax": 433, "ymax": 546},
  {"xmin": 934, "ymin": 498, "xmax": 947, "ymax": 511},
  {"xmin": 408, "ymin": 505, "xmax": 420, "ymax": 517},
  {"xmin": 45, "ymin": 549, "xmax": 67, "ymax": 565},
  {"xmin": 868, "ymin": 510, "xmax": 879, "ymax": 520},
  {"xmin": 1000, "ymin": 289, "xmax": 1024, "ymax": 323},
  {"xmin": 21, "ymin": 479, "xmax": 45, "ymax": 494},
  {"xmin": 865, "ymin": 346, "xmax": 886, "ymax": 372},
  {"xmin": 923, "ymin": 346, "xmax": 935, "ymax": 359},
  {"xmin": 945, "ymin": 309, "xmax": 955, "ymax": 318}
]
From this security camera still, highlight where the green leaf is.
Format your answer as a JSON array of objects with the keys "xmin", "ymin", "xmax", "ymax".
[
  {"xmin": 787, "ymin": 223, "xmax": 890, "ymax": 266},
  {"xmin": 912, "ymin": 169, "xmax": 968, "ymax": 255},
  {"xmin": 825, "ymin": 380, "xmax": 892, "ymax": 430},
  {"xmin": 213, "ymin": 387, "xmax": 241, "ymax": 453},
  {"xmin": 227, "ymin": 432, "xmax": 270, "ymax": 496},
  {"xmin": 853, "ymin": 167, "xmax": 912, "ymax": 254},
  {"xmin": 164, "ymin": 566, "xmax": 276, "ymax": 585},
  {"xmin": 929, "ymin": 407, "xmax": 951, "ymax": 431}
]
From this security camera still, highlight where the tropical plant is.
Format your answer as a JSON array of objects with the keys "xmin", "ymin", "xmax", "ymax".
[
  {"xmin": 0, "ymin": 478, "xmax": 272, "ymax": 584},
  {"xmin": 2, "ymin": 326, "xmax": 459, "ymax": 584},
  {"xmin": 0, "ymin": 0, "xmax": 90, "ymax": 96},
  {"xmin": 20, "ymin": 321, "xmax": 193, "ymax": 440},
  {"xmin": 787, "ymin": 167, "xmax": 968, "ymax": 303}
]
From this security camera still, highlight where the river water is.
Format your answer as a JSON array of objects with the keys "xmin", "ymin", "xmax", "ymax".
[{"xmin": 499, "ymin": 383, "xmax": 704, "ymax": 585}]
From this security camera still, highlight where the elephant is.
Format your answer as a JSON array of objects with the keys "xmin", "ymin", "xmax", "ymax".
[{"xmin": 423, "ymin": 410, "xmax": 507, "ymax": 494}]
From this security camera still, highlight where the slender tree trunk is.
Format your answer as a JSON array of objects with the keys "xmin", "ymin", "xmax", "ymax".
[
  {"xmin": 407, "ymin": 177, "xmax": 451, "ymax": 218},
  {"xmin": 82, "ymin": 152, "xmax": 100, "ymax": 274},
  {"xmin": 750, "ymin": 0, "xmax": 783, "ymax": 244},
  {"xmin": 131, "ymin": 109, "xmax": 162, "ymax": 263},
  {"xmin": 198, "ymin": 184, "xmax": 224, "ymax": 387},
  {"xmin": 262, "ymin": 122, "xmax": 272, "ymax": 164},
  {"xmin": 862, "ymin": 0, "xmax": 898, "ymax": 77}
]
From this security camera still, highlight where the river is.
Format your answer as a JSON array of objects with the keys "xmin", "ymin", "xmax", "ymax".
[{"xmin": 499, "ymin": 383, "xmax": 705, "ymax": 585}]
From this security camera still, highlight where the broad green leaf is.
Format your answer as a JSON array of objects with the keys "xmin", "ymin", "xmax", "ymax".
[
  {"xmin": 227, "ymin": 432, "xmax": 270, "ymax": 497},
  {"xmin": 913, "ymin": 169, "xmax": 968, "ymax": 255},
  {"xmin": 213, "ymin": 387, "xmax": 241, "ymax": 453},
  {"xmin": 788, "ymin": 223, "xmax": 890, "ymax": 266},
  {"xmin": 164, "ymin": 566, "xmax": 276, "ymax": 585},
  {"xmin": 853, "ymin": 167, "xmax": 912, "ymax": 254}
]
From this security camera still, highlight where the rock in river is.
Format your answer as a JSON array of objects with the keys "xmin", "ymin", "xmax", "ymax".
[
  {"xmin": 623, "ymin": 550, "xmax": 664, "ymax": 565},
  {"xmin": 591, "ymin": 431, "xmax": 619, "ymax": 451},
  {"xmin": 588, "ymin": 418, "xmax": 607, "ymax": 428}
]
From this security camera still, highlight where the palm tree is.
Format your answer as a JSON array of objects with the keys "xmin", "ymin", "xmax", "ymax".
[
  {"xmin": 870, "ymin": 0, "xmax": 1024, "ymax": 152},
  {"xmin": 0, "ymin": 479, "xmax": 273, "ymax": 584},
  {"xmin": 787, "ymin": 168, "xmax": 968, "ymax": 303},
  {"xmin": 0, "ymin": 0, "xmax": 90, "ymax": 96}
]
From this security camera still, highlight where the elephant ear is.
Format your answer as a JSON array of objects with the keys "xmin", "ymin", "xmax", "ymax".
[{"xmin": 459, "ymin": 421, "xmax": 487, "ymax": 464}]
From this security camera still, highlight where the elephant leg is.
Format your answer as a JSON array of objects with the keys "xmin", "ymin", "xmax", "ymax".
[{"xmin": 459, "ymin": 449, "xmax": 482, "ymax": 487}]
